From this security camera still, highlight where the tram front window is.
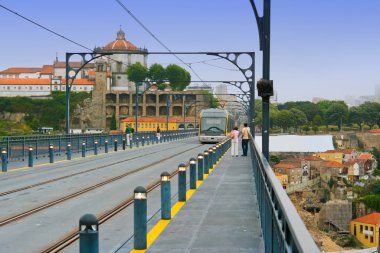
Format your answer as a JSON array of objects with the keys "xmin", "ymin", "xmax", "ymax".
[{"xmin": 201, "ymin": 118, "xmax": 226, "ymax": 135}]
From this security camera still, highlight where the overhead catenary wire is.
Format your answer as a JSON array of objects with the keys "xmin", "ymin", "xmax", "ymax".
[
  {"xmin": 114, "ymin": 0, "xmax": 208, "ymax": 84},
  {"xmin": 1, "ymin": 2, "xmax": 241, "ymax": 90},
  {"xmin": 0, "ymin": 3, "xmax": 130, "ymax": 71},
  {"xmin": 0, "ymin": 4, "xmax": 92, "ymax": 52}
]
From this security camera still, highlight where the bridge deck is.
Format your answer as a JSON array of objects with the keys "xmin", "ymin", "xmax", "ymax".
[{"xmin": 127, "ymin": 149, "xmax": 264, "ymax": 252}]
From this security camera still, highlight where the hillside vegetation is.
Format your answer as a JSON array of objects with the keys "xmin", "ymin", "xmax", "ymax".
[{"xmin": 0, "ymin": 92, "xmax": 91, "ymax": 134}]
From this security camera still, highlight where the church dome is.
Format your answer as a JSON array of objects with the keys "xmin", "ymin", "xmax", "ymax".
[{"xmin": 104, "ymin": 29, "xmax": 137, "ymax": 50}]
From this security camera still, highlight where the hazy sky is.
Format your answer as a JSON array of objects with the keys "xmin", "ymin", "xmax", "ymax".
[{"xmin": 1, "ymin": 0, "xmax": 379, "ymax": 103}]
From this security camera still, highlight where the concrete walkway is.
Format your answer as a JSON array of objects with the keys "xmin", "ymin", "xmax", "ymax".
[{"xmin": 146, "ymin": 150, "xmax": 264, "ymax": 253}]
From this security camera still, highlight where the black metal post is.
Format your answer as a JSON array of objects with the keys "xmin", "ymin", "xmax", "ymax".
[{"xmin": 135, "ymin": 82, "xmax": 139, "ymax": 133}]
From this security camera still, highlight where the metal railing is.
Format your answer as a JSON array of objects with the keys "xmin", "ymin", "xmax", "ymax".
[
  {"xmin": 0, "ymin": 130, "xmax": 196, "ymax": 161},
  {"xmin": 250, "ymin": 134, "xmax": 320, "ymax": 253}
]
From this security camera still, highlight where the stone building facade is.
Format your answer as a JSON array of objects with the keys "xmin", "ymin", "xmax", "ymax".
[{"xmin": 75, "ymin": 29, "xmax": 209, "ymax": 131}]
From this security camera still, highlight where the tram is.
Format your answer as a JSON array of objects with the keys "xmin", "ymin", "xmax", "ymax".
[{"xmin": 198, "ymin": 108, "xmax": 234, "ymax": 143}]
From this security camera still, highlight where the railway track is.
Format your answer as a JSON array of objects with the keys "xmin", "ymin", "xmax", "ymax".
[
  {"xmin": 0, "ymin": 143, "xmax": 187, "ymax": 197},
  {"xmin": 39, "ymin": 170, "xmax": 178, "ymax": 253},
  {"xmin": 0, "ymin": 144, "xmax": 203, "ymax": 227}
]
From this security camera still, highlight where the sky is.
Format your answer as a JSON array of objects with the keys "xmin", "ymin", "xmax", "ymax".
[{"xmin": 0, "ymin": 0, "xmax": 379, "ymax": 103}]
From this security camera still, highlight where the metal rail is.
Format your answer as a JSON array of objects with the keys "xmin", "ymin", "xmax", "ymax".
[
  {"xmin": 0, "ymin": 144, "xmax": 202, "ymax": 227},
  {"xmin": 0, "ymin": 130, "xmax": 196, "ymax": 161},
  {"xmin": 41, "ymin": 167, "xmax": 182, "ymax": 253},
  {"xmin": 249, "ymin": 134, "xmax": 320, "ymax": 253}
]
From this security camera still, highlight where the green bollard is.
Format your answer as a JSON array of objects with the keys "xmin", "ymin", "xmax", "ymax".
[
  {"xmin": 189, "ymin": 158, "xmax": 197, "ymax": 189},
  {"xmin": 79, "ymin": 214, "xmax": 99, "ymax": 253},
  {"xmin": 134, "ymin": 186, "xmax": 147, "ymax": 250},
  {"xmin": 178, "ymin": 163, "xmax": 187, "ymax": 202},
  {"xmin": 197, "ymin": 153, "xmax": 204, "ymax": 181},
  {"xmin": 160, "ymin": 172, "xmax": 171, "ymax": 220}
]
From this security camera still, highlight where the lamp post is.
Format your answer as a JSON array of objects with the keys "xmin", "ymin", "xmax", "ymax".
[
  {"xmin": 250, "ymin": 0, "xmax": 272, "ymax": 160},
  {"xmin": 135, "ymin": 82, "xmax": 141, "ymax": 133}
]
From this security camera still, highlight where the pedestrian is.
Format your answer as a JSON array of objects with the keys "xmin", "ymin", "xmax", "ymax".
[
  {"xmin": 125, "ymin": 124, "xmax": 133, "ymax": 146},
  {"xmin": 241, "ymin": 123, "xmax": 250, "ymax": 156},
  {"xmin": 230, "ymin": 126, "xmax": 239, "ymax": 157},
  {"xmin": 156, "ymin": 126, "xmax": 161, "ymax": 141}
]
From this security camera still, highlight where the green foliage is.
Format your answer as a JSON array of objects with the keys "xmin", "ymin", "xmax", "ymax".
[
  {"xmin": 0, "ymin": 92, "xmax": 90, "ymax": 132},
  {"xmin": 0, "ymin": 120, "xmax": 32, "ymax": 135},
  {"xmin": 126, "ymin": 62, "xmax": 148, "ymax": 82},
  {"xmin": 207, "ymin": 92, "xmax": 219, "ymax": 108},
  {"xmin": 148, "ymin": 63, "xmax": 166, "ymax": 84},
  {"xmin": 360, "ymin": 102, "xmax": 380, "ymax": 129},
  {"xmin": 278, "ymin": 101, "xmax": 321, "ymax": 122},
  {"xmin": 349, "ymin": 106, "xmax": 365, "ymax": 131},
  {"xmin": 302, "ymin": 125, "xmax": 310, "ymax": 133},
  {"xmin": 156, "ymin": 83, "xmax": 166, "ymax": 91},
  {"xmin": 360, "ymin": 195, "xmax": 380, "ymax": 212},
  {"xmin": 369, "ymin": 180, "xmax": 380, "ymax": 195},
  {"xmin": 372, "ymin": 147, "xmax": 380, "ymax": 169},
  {"xmin": 269, "ymin": 155, "xmax": 281, "ymax": 164},
  {"xmin": 166, "ymin": 64, "xmax": 191, "ymax": 91},
  {"xmin": 273, "ymin": 109, "xmax": 293, "ymax": 132},
  {"xmin": 127, "ymin": 62, "xmax": 191, "ymax": 91},
  {"xmin": 110, "ymin": 112, "xmax": 117, "ymax": 130},
  {"xmin": 328, "ymin": 178, "xmax": 335, "ymax": 189},
  {"xmin": 312, "ymin": 125, "xmax": 319, "ymax": 134},
  {"xmin": 289, "ymin": 108, "xmax": 308, "ymax": 131},
  {"xmin": 312, "ymin": 114, "xmax": 323, "ymax": 127},
  {"xmin": 325, "ymin": 102, "xmax": 348, "ymax": 130}
]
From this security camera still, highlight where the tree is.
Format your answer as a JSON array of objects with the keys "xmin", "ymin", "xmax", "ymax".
[
  {"xmin": 279, "ymin": 101, "xmax": 320, "ymax": 122},
  {"xmin": 349, "ymin": 106, "xmax": 366, "ymax": 131},
  {"xmin": 289, "ymin": 108, "xmax": 308, "ymax": 132},
  {"xmin": 148, "ymin": 63, "xmax": 166, "ymax": 85},
  {"xmin": 273, "ymin": 110, "xmax": 294, "ymax": 132},
  {"xmin": 302, "ymin": 125, "xmax": 310, "ymax": 134},
  {"xmin": 126, "ymin": 62, "xmax": 148, "ymax": 83},
  {"xmin": 328, "ymin": 178, "xmax": 335, "ymax": 189},
  {"xmin": 207, "ymin": 92, "xmax": 220, "ymax": 108},
  {"xmin": 325, "ymin": 102, "xmax": 348, "ymax": 131},
  {"xmin": 166, "ymin": 64, "xmax": 191, "ymax": 91},
  {"xmin": 360, "ymin": 102, "xmax": 380, "ymax": 129},
  {"xmin": 312, "ymin": 114, "xmax": 323, "ymax": 127}
]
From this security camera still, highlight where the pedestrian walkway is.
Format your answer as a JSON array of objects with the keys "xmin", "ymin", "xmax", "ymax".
[{"xmin": 145, "ymin": 150, "xmax": 264, "ymax": 252}]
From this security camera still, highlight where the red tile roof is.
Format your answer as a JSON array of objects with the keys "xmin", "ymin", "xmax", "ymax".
[
  {"xmin": 282, "ymin": 157, "xmax": 304, "ymax": 162},
  {"xmin": 352, "ymin": 213, "xmax": 380, "ymax": 225},
  {"xmin": 54, "ymin": 62, "xmax": 95, "ymax": 68},
  {"xmin": 105, "ymin": 39, "xmax": 137, "ymax": 50},
  {"xmin": 41, "ymin": 65, "xmax": 54, "ymax": 74},
  {"xmin": 304, "ymin": 156, "xmax": 323, "ymax": 161},
  {"xmin": 272, "ymin": 163, "xmax": 298, "ymax": 169},
  {"xmin": 0, "ymin": 78, "xmax": 51, "ymax": 85},
  {"xmin": 321, "ymin": 161, "xmax": 344, "ymax": 168},
  {"xmin": 368, "ymin": 129, "xmax": 380, "ymax": 133},
  {"xmin": 340, "ymin": 149, "xmax": 354, "ymax": 154},
  {"xmin": 359, "ymin": 154, "xmax": 374, "ymax": 160},
  {"xmin": 0, "ymin": 67, "xmax": 42, "ymax": 74},
  {"xmin": 62, "ymin": 79, "xmax": 95, "ymax": 85},
  {"xmin": 343, "ymin": 161, "xmax": 356, "ymax": 166}
]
